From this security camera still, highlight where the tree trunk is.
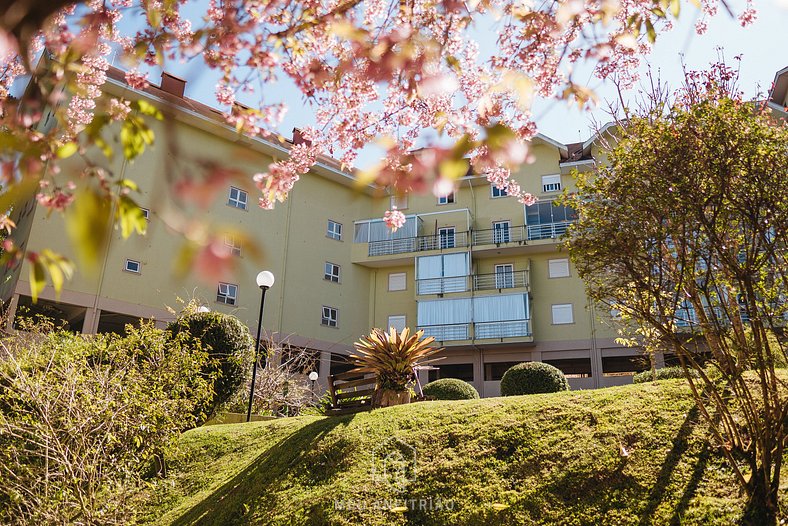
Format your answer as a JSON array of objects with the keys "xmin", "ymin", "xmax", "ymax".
[
  {"xmin": 373, "ymin": 389, "xmax": 411, "ymax": 408},
  {"xmin": 741, "ymin": 468, "xmax": 778, "ymax": 526}
]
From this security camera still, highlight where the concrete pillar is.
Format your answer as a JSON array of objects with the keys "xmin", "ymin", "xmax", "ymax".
[
  {"xmin": 318, "ymin": 350, "xmax": 331, "ymax": 391},
  {"xmin": 654, "ymin": 350, "xmax": 666, "ymax": 369},
  {"xmin": 5, "ymin": 293, "xmax": 19, "ymax": 332},
  {"xmin": 82, "ymin": 308, "xmax": 100, "ymax": 334}
]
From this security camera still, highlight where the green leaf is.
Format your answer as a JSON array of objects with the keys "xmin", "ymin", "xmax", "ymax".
[
  {"xmin": 65, "ymin": 188, "xmax": 112, "ymax": 270},
  {"xmin": 28, "ymin": 259, "xmax": 46, "ymax": 303},
  {"xmin": 439, "ymin": 158, "xmax": 469, "ymax": 181},
  {"xmin": 117, "ymin": 195, "xmax": 148, "ymax": 238},
  {"xmin": 56, "ymin": 142, "xmax": 79, "ymax": 159},
  {"xmin": 670, "ymin": 0, "xmax": 681, "ymax": 17},
  {"xmin": 131, "ymin": 100, "xmax": 164, "ymax": 120},
  {"xmin": 645, "ymin": 18, "xmax": 657, "ymax": 43}
]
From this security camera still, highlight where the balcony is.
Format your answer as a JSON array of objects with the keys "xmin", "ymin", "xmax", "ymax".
[
  {"xmin": 471, "ymin": 221, "xmax": 574, "ymax": 248},
  {"xmin": 419, "ymin": 320, "xmax": 532, "ymax": 342},
  {"xmin": 368, "ymin": 231, "xmax": 470, "ymax": 257},
  {"xmin": 526, "ymin": 221, "xmax": 572, "ymax": 241},
  {"xmin": 473, "ymin": 270, "xmax": 529, "ymax": 291},
  {"xmin": 415, "ymin": 270, "xmax": 529, "ymax": 296}
]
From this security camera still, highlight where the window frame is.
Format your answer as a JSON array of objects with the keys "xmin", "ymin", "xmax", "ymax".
[
  {"xmin": 217, "ymin": 282, "xmax": 238, "ymax": 305},
  {"xmin": 321, "ymin": 306, "xmax": 339, "ymax": 328},
  {"xmin": 494, "ymin": 263, "xmax": 515, "ymax": 289},
  {"xmin": 388, "ymin": 272, "xmax": 407, "ymax": 291},
  {"xmin": 491, "ymin": 185, "xmax": 508, "ymax": 198},
  {"xmin": 327, "ymin": 219, "xmax": 343, "ymax": 241},
  {"xmin": 387, "ymin": 314, "xmax": 407, "ymax": 332},
  {"xmin": 492, "ymin": 220, "xmax": 511, "ymax": 243},
  {"xmin": 228, "ymin": 186, "xmax": 248, "ymax": 210},
  {"xmin": 390, "ymin": 194, "xmax": 409, "ymax": 210},
  {"xmin": 548, "ymin": 258, "xmax": 571, "ymax": 278},
  {"xmin": 437, "ymin": 192, "xmax": 455, "ymax": 205},
  {"xmin": 541, "ymin": 174, "xmax": 562, "ymax": 194},
  {"xmin": 124, "ymin": 259, "xmax": 141, "ymax": 274},
  {"xmin": 224, "ymin": 235, "xmax": 241, "ymax": 256},
  {"xmin": 551, "ymin": 303, "xmax": 574, "ymax": 325},
  {"xmin": 140, "ymin": 208, "xmax": 150, "ymax": 220},
  {"xmin": 438, "ymin": 226, "xmax": 456, "ymax": 249},
  {"xmin": 324, "ymin": 262, "xmax": 341, "ymax": 283}
]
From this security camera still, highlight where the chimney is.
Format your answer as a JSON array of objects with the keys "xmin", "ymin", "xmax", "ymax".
[
  {"xmin": 292, "ymin": 128, "xmax": 312, "ymax": 146},
  {"xmin": 160, "ymin": 72, "xmax": 186, "ymax": 97}
]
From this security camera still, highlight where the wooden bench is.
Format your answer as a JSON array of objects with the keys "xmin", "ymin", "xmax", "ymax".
[{"xmin": 327, "ymin": 371, "xmax": 378, "ymax": 416}]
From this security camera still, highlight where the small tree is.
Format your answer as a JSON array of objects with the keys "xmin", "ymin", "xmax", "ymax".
[
  {"xmin": 565, "ymin": 65, "xmax": 788, "ymax": 525},
  {"xmin": 500, "ymin": 362, "xmax": 569, "ymax": 396},
  {"xmin": 167, "ymin": 308, "xmax": 254, "ymax": 424}
]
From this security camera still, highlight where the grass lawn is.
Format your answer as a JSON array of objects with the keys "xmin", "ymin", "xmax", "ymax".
[{"xmin": 138, "ymin": 379, "xmax": 752, "ymax": 525}]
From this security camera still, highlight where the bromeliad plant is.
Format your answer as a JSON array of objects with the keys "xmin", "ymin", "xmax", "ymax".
[{"xmin": 349, "ymin": 327, "xmax": 442, "ymax": 407}]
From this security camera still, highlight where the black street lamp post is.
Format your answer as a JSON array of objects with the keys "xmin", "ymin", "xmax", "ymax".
[{"xmin": 247, "ymin": 270, "xmax": 275, "ymax": 423}]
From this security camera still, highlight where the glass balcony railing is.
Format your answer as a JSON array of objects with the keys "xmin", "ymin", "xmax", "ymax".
[{"xmin": 418, "ymin": 320, "xmax": 532, "ymax": 342}]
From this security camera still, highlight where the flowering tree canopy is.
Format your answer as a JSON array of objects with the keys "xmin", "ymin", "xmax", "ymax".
[{"xmin": 0, "ymin": 0, "xmax": 751, "ymax": 295}]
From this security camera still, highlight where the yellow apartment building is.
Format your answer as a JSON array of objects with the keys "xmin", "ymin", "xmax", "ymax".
[{"xmin": 2, "ymin": 68, "xmax": 659, "ymax": 396}]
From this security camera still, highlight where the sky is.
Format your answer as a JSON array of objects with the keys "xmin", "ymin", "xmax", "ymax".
[{"xmin": 115, "ymin": 0, "xmax": 788, "ymax": 164}]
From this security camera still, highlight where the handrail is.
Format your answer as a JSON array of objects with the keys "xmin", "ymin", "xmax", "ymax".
[
  {"xmin": 367, "ymin": 231, "xmax": 470, "ymax": 256},
  {"xmin": 472, "ymin": 270, "xmax": 529, "ymax": 290}
]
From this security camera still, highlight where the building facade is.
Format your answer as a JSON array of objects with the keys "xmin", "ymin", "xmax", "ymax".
[{"xmin": 2, "ymin": 68, "xmax": 656, "ymax": 396}]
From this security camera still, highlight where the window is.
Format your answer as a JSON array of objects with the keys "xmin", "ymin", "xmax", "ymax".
[
  {"xmin": 388, "ymin": 315, "xmax": 406, "ymax": 332},
  {"xmin": 416, "ymin": 253, "xmax": 470, "ymax": 294},
  {"xmin": 542, "ymin": 174, "xmax": 562, "ymax": 193},
  {"xmin": 548, "ymin": 258, "xmax": 570, "ymax": 278},
  {"xmin": 124, "ymin": 259, "xmax": 140, "ymax": 273},
  {"xmin": 321, "ymin": 306, "xmax": 339, "ymax": 327},
  {"xmin": 491, "ymin": 185, "xmax": 508, "ymax": 198},
  {"xmin": 140, "ymin": 208, "xmax": 150, "ymax": 220},
  {"xmin": 429, "ymin": 363, "xmax": 474, "ymax": 383},
  {"xmin": 390, "ymin": 194, "xmax": 408, "ymax": 210},
  {"xmin": 437, "ymin": 192, "xmax": 455, "ymax": 205},
  {"xmin": 438, "ymin": 227, "xmax": 455, "ymax": 249},
  {"xmin": 543, "ymin": 358, "xmax": 592, "ymax": 378},
  {"xmin": 602, "ymin": 356, "xmax": 647, "ymax": 377},
  {"xmin": 324, "ymin": 262, "xmax": 341, "ymax": 283},
  {"xmin": 224, "ymin": 235, "xmax": 241, "ymax": 256},
  {"xmin": 217, "ymin": 282, "xmax": 238, "ymax": 305},
  {"xmin": 495, "ymin": 264, "xmax": 514, "ymax": 289},
  {"xmin": 484, "ymin": 361, "xmax": 523, "ymax": 381},
  {"xmin": 551, "ymin": 303, "xmax": 574, "ymax": 324},
  {"xmin": 388, "ymin": 272, "xmax": 407, "ymax": 291},
  {"xmin": 493, "ymin": 220, "xmax": 511, "ymax": 243},
  {"xmin": 327, "ymin": 220, "xmax": 342, "ymax": 240},
  {"xmin": 228, "ymin": 187, "xmax": 248, "ymax": 209}
]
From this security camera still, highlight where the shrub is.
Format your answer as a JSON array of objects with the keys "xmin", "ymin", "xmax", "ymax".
[
  {"xmin": 423, "ymin": 378, "xmax": 480, "ymax": 400},
  {"xmin": 500, "ymin": 362, "xmax": 569, "ymax": 396},
  {"xmin": 633, "ymin": 366, "xmax": 700, "ymax": 383},
  {"xmin": 0, "ymin": 321, "xmax": 209, "ymax": 525},
  {"xmin": 167, "ymin": 309, "xmax": 254, "ymax": 423}
]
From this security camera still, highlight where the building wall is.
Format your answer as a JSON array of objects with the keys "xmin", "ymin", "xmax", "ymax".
[{"xmin": 5, "ymin": 73, "xmax": 643, "ymax": 396}]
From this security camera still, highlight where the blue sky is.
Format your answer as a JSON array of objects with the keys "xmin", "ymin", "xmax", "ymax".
[{"xmin": 116, "ymin": 0, "xmax": 787, "ymax": 163}]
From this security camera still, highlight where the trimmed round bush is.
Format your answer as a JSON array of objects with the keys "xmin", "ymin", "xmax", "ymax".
[
  {"xmin": 167, "ymin": 311, "xmax": 254, "ymax": 424},
  {"xmin": 633, "ymin": 366, "xmax": 699, "ymax": 383},
  {"xmin": 500, "ymin": 362, "xmax": 569, "ymax": 396},
  {"xmin": 423, "ymin": 378, "xmax": 480, "ymax": 400}
]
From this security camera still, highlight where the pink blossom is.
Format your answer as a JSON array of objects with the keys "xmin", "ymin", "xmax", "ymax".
[
  {"xmin": 384, "ymin": 208, "xmax": 407, "ymax": 232},
  {"xmin": 125, "ymin": 70, "xmax": 149, "ymax": 90}
]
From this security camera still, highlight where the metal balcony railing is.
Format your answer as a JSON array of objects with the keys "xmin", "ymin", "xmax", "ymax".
[
  {"xmin": 418, "ymin": 320, "xmax": 532, "ymax": 341},
  {"xmin": 473, "ymin": 270, "xmax": 529, "ymax": 291},
  {"xmin": 526, "ymin": 221, "xmax": 572, "ymax": 241},
  {"xmin": 472, "ymin": 226, "xmax": 527, "ymax": 245},
  {"xmin": 367, "ymin": 231, "xmax": 470, "ymax": 257},
  {"xmin": 474, "ymin": 319, "xmax": 531, "ymax": 339},
  {"xmin": 419, "ymin": 323, "xmax": 470, "ymax": 341},
  {"xmin": 417, "ymin": 276, "xmax": 469, "ymax": 295}
]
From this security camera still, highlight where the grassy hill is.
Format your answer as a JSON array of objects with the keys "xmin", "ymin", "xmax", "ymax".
[{"xmin": 139, "ymin": 380, "xmax": 753, "ymax": 525}]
